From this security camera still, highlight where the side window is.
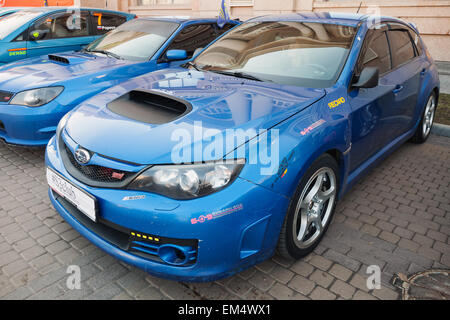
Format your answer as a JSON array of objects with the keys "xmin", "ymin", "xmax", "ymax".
[
  {"xmin": 165, "ymin": 24, "xmax": 220, "ymax": 59},
  {"xmin": 90, "ymin": 12, "xmax": 126, "ymax": 35},
  {"xmin": 360, "ymin": 29, "xmax": 391, "ymax": 75},
  {"xmin": 217, "ymin": 23, "xmax": 235, "ymax": 36},
  {"xmin": 31, "ymin": 11, "xmax": 89, "ymax": 40},
  {"xmin": 388, "ymin": 29, "xmax": 416, "ymax": 68}
]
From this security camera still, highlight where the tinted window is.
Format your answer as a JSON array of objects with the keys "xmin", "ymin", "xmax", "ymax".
[
  {"xmin": 361, "ymin": 29, "xmax": 391, "ymax": 75},
  {"xmin": 91, "ymin": 12, "xmax": 127, "ymax": 35},
  {"xmin": 0, "ymin": 11, "xmax": 42, "ymax": 40},
  {"xmin": 85, "ymin": 20, "xmax": 179, "ymax": 61},
  {"xmin": 193, "ymin": 22, "xmax": 357, "ymax": 88},
  {"xmin": 31, "ymin": 11, "xmax": 89, "ymax": 40},
  {"xmin": 217, "ymin": 23, "xmax": 235, "ymax": 36},
  {"xmin": 388, "ymin": 30, "xmax": 416, "ymax": 68},
  {"xmin": 165, "ymin": 24, "xmax": 224, "ymax": 59}
]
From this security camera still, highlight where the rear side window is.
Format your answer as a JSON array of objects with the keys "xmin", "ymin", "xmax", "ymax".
[
  {"xmin": 164, "ymin": 24, "xmax": 223, "ymax": 59},
  {"xmin": 388, "ymin": 30, "xmax": 416, "ymax": 68},
  {"xmin": 31, "ymin": 11, "xmax": 89, "ymax": 40},
  {"xmin": 361, "ymin": 29, "xmax": 391, "ymax": 75},
  {"xmin": 91, "ymin": 12, "xmax": 127, "ymax": 35}
]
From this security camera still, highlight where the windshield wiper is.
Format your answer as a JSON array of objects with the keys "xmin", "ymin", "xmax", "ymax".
[
  {"xmin": 82, "ymin": 49, "xmax": 123, "ymax": 60},
  {"xmin": 207, "ymin": 70, "xmax": 269, "ymax": 82}
]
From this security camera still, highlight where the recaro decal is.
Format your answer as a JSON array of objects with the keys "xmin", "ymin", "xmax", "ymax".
[{"xmin": 328, "ymin": 97, "xmax": 346, "ymax": 109}]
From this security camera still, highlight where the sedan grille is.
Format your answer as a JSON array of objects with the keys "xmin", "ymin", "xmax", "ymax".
[{"xmin": 64, "ymin": 144, "xmax": 134, "ymax": 184}]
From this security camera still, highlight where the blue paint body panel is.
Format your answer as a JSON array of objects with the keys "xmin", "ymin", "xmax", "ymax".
[{"xmin": 45, "ymin": 13, "xmax": 440, "ymax": 281}]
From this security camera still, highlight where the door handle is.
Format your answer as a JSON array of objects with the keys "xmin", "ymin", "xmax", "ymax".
[
  {"xmin": 420, "ymin": 68, "xmax": 427, "ymax": 76},
  {"xmin": 393, "ymin": 85, "xmax": 404, "ymax": 94}
]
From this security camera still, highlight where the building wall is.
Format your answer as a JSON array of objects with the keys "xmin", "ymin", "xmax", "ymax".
[{"xmin": 95, "ymin": 0, "xmax": 450, "ymax": 61}]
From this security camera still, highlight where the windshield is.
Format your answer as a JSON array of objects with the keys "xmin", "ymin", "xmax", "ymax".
[
  {"xmin": 0, "ymin": 11, "xmax": 42, "ymax": 40},
  {"xmin": 85, "ymin": 19, "xmax": 179, "ymax": 61},
  {"xmin": 192, "ymin": 21, "xmax": 357, "ymax": 88}
]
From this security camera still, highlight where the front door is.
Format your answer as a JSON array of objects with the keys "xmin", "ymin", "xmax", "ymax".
[
  {"xmin": 348, "ymin": 25, "xmax": 396, "ymax": 172},
  {"xmin": 26, "ymin": 10, "xmax": 94, "ymax": 58}
]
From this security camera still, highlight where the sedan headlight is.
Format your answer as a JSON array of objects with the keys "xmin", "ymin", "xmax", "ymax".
[
  {"xmin": 56, "ymin": 112, "xmax": 71, "ymax": 139},
  {"xmin": 127, "ymin": 160, "xmax": 245, "ymax": 200},
  {"xmin": 10, "ymin": 86, "xmax": 64, "ymax": 107}
]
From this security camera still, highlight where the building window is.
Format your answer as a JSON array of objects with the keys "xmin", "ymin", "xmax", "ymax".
[
  {"xmin": 230, "ymin": 0, "xmax": 254, "ymax": 6},
  {"xmin": 136, "ymin": 0, "xmax": 190, "ymax": 5}
]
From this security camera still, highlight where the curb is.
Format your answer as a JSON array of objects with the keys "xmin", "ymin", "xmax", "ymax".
[{"xmin": 431, "ymin": 123, "xmax": 450, "ymax": 138}]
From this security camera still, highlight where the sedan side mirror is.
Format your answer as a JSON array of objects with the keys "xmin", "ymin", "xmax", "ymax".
[
  {"xmin": 166, "ymin": 49, "xmax": 188, "ymax": 62},
  {"xmin": 29, "ymin": 29, "xmax": 49, "ymax": 41},
  {"xmin": 352, "ymin": 67, "xmax": 379, "ymax": 89}
]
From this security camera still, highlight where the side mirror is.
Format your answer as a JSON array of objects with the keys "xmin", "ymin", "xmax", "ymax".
[
  {"xmin": 166, "ymin": 49, "xmax": 188, "ymax": 62},
  {"xmin": 29, "ymin": 29, "xmax": 49, "ymax": 41},
  {"xmin": 352, "ymin": 67, "xmax": 379, "ymax": 89}
]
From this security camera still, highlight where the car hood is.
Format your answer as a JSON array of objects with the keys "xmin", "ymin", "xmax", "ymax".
[
  {"xmin": 0, "ymin": 51, "xmax": 133, "ymax": 91},
  {"xmin": 65, "ymin": 68, "xmax": 326, "ymax": 165}
]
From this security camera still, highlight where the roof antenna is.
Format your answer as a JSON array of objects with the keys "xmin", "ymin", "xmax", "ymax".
[{"xmin": 356, "ymin": 1, "xmax": 363, "ymax": 14}]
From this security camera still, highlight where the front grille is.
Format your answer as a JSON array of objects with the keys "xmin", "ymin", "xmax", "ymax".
[
  {"xmin": 64, "ymin": 144, "xmax": 134, "ymax": 183},
  {"xmin": 0, "ymin": 90, "xmax": 13, "ymax": 103}
]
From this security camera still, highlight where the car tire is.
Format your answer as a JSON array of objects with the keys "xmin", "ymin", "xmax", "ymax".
[
  {"xmin": 411, "ymin": 92, "xmax": 437, "ymax": 144},
  {"xmin": 277, "ymin": 154, "xmax": 339, "ymax": 259}
]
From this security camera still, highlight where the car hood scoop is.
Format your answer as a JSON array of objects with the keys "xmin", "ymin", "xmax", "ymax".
[
  {"xmin": 65, "ymin": 68, "xmax": 326, "ymax": 165},
  {"xmin": 107, "ymin": 90, "xmax": 192, "ymax": 124},
  {"xmin": 0, "ymin": 52, "xmax": 132, "ymax": 91},
  {"xmin": 48, "ymin": 54, "xmax": 70, "ymax": 64}
]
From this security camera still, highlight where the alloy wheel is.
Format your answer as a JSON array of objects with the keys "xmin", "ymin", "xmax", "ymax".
[{"xmin": 292, "ymin": 167, "xmax": 337, "ymax": 249}]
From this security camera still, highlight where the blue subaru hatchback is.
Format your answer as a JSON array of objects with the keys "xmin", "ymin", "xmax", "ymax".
[
  {"xmin": 0, "ymin": 17, "xmax": 238, "ymax": 146},
  {"xmin": 0, "ymin": 7, "xmax": 135, "ymax": 66},
  {"xmin": 46, "ymin": 13, "xmax": 440, "ymax": 281}
]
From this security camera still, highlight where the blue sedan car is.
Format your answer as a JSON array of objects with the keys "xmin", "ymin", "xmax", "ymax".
[
  {"xmin": 46, "ymin": 13, "xmax": 440, "ymax": 281},
  {"xmin": 0, "ymin": 7, "xmax": 135, "ymax": 66},
  {"xmin": 0, "ymin": 17, "xmax": 238, "ymax": 146}
]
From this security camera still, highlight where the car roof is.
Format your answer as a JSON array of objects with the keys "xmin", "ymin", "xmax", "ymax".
[
  {"xmin": 5, "ymin": 6, "xmax": 133, "ymax": 15},
  {"xmin": 248, "ymin": 12, "xmax": 407, "ymax": 27},
  {"xmin": 139, "ymin": 16, "xmax": 239, "ymax": 25}
]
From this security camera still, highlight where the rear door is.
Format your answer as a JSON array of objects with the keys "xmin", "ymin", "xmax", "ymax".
[
  {"xmin": 26, "ymin": 10, "xmax": 94, "ymax": 58},
  {"xmin": 385, "ymin": 24, "xmax": 424, "ymax": 135}
]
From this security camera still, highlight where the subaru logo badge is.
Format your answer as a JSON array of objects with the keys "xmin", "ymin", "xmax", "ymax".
[{"xmin": 75, "ymin": 148, "xmax": 91, "ymax": 165}]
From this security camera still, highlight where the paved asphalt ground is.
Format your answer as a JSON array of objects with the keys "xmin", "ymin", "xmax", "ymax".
[{"xmin": 0, "ymin": 133, "xmax": 448, "ymax": 300}]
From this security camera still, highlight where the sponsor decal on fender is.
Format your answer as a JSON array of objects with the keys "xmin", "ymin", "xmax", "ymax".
[{"xmin": 191, "ymin": 204, "xmax": 243, "ymax": 224}]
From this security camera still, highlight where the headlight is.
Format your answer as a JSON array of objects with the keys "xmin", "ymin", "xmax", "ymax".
[
  {"xmin": 56, "ymin": 112, "xmax": 71, "ymax": 139},
  {"xmin": 10, "ymin": 86, "xmax": 64, "ymax": 107},
  {"xmin": 127, "ymin": 159, "xmax": 245, "ymax": 200}
]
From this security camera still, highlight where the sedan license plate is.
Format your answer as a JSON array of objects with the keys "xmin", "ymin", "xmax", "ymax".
[{"xmin": 46, "ymin": 167, "xmax": 97, "ymax": 222}]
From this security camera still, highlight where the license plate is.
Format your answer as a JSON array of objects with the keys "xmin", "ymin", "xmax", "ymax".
[{"xmin": 46, "ymin": 167, "xmax": 97, "ymax": 222}]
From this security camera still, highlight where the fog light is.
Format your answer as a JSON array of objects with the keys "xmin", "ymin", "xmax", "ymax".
[{"xmin": 158, "ymin": 245, "xmax": 188, "ymax": 266}]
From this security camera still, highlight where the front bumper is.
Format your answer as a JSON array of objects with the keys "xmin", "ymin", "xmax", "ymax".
[
  {"xmin": 45, "ymin": 136, "xmax": 289, "ymax": 281},
  {"xmin": 0, "ymin": 100, "xmax": 68, "ymax": 146}
]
